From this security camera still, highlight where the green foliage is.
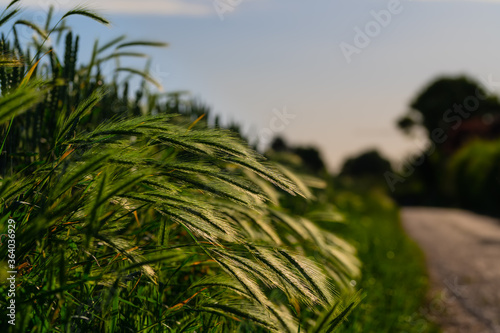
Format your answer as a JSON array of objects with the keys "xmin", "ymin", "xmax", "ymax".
[
  {"xmin": 268, "ymin": 137, "xmax": 328, "ymax": 175},
  {"xmin": 267, "ymin": 139, "xmax": 439, "ymax": 331},
  {"xmin": 393, "ymin": 75, "xmax": 500, "ymax": 208},
  {"xmin": 339, "ymin": 150, "xmax": 392, "ymax": 179},
  {"xmin": 448, "ymin": 138, "xmax": 500, "ymax": 215},
  {"xmin": 331, "ymin": 189, "xmax": 440, "ymax": 333},
  {"xmin": 397, "ymin": 75, "xmax": 500, "ymax": 137},
  {"xmin": 0, "ymin": 4, "xmax": 360, "ymax": 332}
]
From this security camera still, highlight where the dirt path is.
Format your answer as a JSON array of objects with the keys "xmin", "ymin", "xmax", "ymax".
[{"xmin": 401, "ymin": 207, "xmax": 500, "ymax": 333}]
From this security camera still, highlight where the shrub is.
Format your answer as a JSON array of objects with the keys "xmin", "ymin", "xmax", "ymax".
[{"xmin": 448, "ymin": 138, "xmax": 500, "ymax": 215}]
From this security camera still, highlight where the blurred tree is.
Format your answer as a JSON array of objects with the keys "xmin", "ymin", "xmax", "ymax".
[
  {"xmin": 340, "ymin": 150, "xmax": 392, "ymax": 178},
  {"xmin": 293, "ymin": 147, "xmax": 326, "ymax": 174},
  {"xmin": 271, "ymin": 136, "xmax": 288, "ymax": 152},
  {"xmin": 268, "ymin": 136, "xmax": 326, "ymax": 174},
  {"xmin": 397, "ymin": 76, "xmax": 500, "ymax": 142},
  {"xmin": 397, "ymin": 116, "xmax": 417, "ymax": 135},
  {"xmin": 393, "ymin": 75, "xmax": 500, "ymax": 208}
]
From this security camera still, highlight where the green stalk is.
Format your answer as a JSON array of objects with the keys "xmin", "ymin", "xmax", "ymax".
[{"xmin": 0, "ymin": 115, "xmax": 14, "ymax": 159}]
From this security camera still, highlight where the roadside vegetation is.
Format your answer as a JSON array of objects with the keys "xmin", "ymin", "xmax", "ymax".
[
  {"xmin": 331, "ymin": 186, "xmax": 440, "ymax": 333},
  {"xmin": 394, "ymin": 76, "xmax": 500, "ymax": 216},
  {"xmin": 0, "ymin": 2, "xmax": 438, "ymax": 332}
]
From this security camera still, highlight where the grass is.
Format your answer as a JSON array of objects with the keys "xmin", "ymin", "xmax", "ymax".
[
  {"xmin": 0, "ymin": 1, "xmax": 443, "ymax": 332},
  {"xmin": 0, "ymin": 3, "xmax": 360, "ymax": 332},
  {"xmin": 332, "ymin": 187, "xmax": 440, "ymax": 333}
]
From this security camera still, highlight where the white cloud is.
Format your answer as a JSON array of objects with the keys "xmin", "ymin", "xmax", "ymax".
[{"xmin": 0, "ymin": 0, "xmax": 213, "ymax": 17}]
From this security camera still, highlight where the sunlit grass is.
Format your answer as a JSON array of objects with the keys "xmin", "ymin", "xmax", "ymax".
[{"xmin": 0, "ymin": 2, "xmax": 361, "ymax": 332}]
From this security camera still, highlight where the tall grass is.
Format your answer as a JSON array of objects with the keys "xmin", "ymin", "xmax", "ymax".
[
  {"xmin": 0, "ymin": 3, "xmax": 360, "ymax": 332},
  {"xmin": 331, "ymin": 187, "xmax": 440, "ymax": 333}
]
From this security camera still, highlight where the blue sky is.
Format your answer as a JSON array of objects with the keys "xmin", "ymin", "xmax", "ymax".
[{"xmin": 4, "ymin": 0, "xmax": 500, "ymax": 170}]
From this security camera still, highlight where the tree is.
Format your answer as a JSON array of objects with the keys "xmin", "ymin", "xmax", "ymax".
[
  {"xmin": 268, "ymin": 137, "xmax": 327, "ymax": 174},
  {"xmin": 393, "ymin": 75, "xmax": 500, "ymax": 206},
  {"xmin": 397, "ymin": 76, "xmax": 500, "ymax": 140},
  {"xmin": 340, "ymin": 150, "xmax": 392, "ymax": 178}
]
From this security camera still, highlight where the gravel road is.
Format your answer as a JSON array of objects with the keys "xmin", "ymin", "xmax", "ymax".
[{"xmin": 401, "ymin": 207, "xmax": 500, "ymax": 333}]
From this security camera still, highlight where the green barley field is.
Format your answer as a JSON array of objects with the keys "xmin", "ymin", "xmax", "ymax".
[{"xmin": 0, "ymin": 2, "xmax": 438, "ymax": 332}]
